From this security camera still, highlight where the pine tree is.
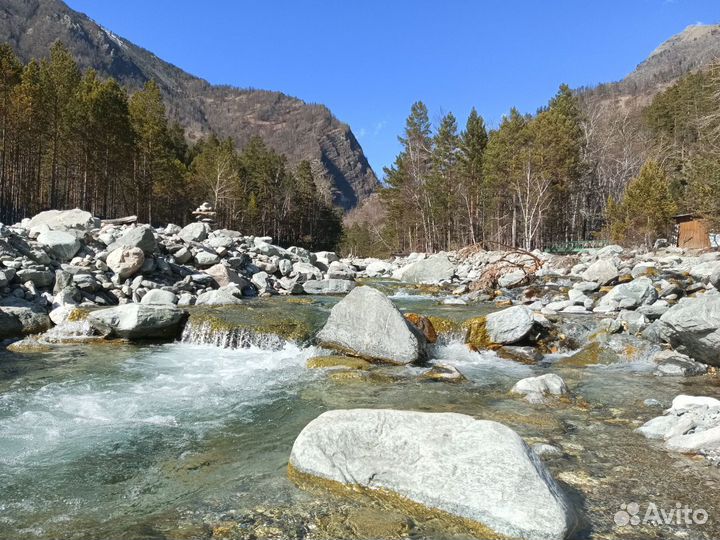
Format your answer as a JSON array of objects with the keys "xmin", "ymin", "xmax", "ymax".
[
  {"xmin": 457, "ymin": 108, "xmax": 487, "ymax": 244},
  {"xmin": 606, "ymin": 160, "xmax": 676, "ymax": 246},
  {"xmin": 129, "ymin": 80, "xmax": 184, "ymax": 223},
  {"xmin": 40, "ymin": 42, "xmax": 81, "ymax": 209},
  {"xmin": 429, "ymin": 112, "xmax": 460, "ymax": 249},
  {"xmin": 0, "ymin": 44, "xmax": 22, "ymax": 218},
  {"xmin": 381, "ymin": 101, "xmax": 434, "ymax": 252}
]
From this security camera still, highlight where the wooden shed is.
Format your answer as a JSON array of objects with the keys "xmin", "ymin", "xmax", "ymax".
[{"xmin": 673, "ymin": 214, "xmax": 711, "ymax": 250}]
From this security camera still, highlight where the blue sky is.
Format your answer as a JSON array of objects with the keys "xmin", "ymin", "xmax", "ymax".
[{"xmin": 66, "ymin": 0, "xmax": 719, "ymax": 179}]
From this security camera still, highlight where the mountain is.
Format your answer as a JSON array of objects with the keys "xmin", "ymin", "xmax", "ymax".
[
  {"xmin": 0, "ymin": 0, "xmax": 378, "ymax": 209},
  {"xmin": 580, "ymin": 24, "xmax": 720, "ymax": 107}
]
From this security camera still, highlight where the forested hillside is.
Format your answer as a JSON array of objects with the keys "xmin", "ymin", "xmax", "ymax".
[
  {"xmin": 0, "ymin": 43, "xmax": 342, "ymax": 249},
  {"xmin": 344, "ymin": 26, "xmax": 720, "ymax": 256},
  {"xmin": 0, "ymin": 0, "xmax": 378, "ymax": 209}
]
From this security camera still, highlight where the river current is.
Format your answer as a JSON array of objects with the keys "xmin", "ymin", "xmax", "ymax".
[{"xmin": 1, "ymin": 294, "xmax": 719, "ymax": 539}]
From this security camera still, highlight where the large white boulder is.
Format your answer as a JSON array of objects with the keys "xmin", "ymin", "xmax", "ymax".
[
  {"xmin": 106, "ymin": 225, "xmax": 156, "ymax": 253},
  {"xmin": 486, "ymin": 305, "xmax": 535, "ymax": 344},
  {"xmin": 397, "ymin": 253, "xmax": 455, "ymax": 284},
  {"xmin": 36, "ymin": 230, "xmax": 81, "ymax": 261},
  {"xmin": 27, "ymin": 208, "xmax": 99, "ymax": 232},
  {"xmin": 106, "ymin": 247, "xmax": 145, "ymax": 280},
  {"xmin": 204, "ymin": 263, "xmax": 249, "ymax": 288},
  {"xmin": 302, "ymin": 279, "xmax": 356, "ymax": 295},
  {"xmin": 290, "ymin": 409, "xmax": 578, "ymax": 540},
  {"xmin": 365, "ymin": 259, "xmax": 393, "ymax": 277},
  {"xmin": 178, "ymin": 222, "xmax": 210, "ymax": 243},
  {"xmin": 594, "ymin": 277, "xmax": 657, "ymax": 313},
  {"xmin": 195, "ymin": 289, "xmax": 243, "ymax": 305},
  {"xmin": 317, "ymin": 285, "xmax": 425, "ymax": 363},
  {"xmin": 637, "ymin": 395, "xmax": 720, "ymax": 455},
  {"xmin": 87, "ymin": 304, "xmax": 184, "ymax": 339},
  {"xmin": 581, "ymin": 258, "xmax": 618, "ymax": 285},
  {"xmin": 658, "ymin": 295, "xmax": 720, "ymax": 366}
]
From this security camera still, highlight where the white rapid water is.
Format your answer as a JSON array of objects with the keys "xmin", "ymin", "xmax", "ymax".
[
  {"xmin": 429, "ymin": 342, "xmax": 534, "ymax": 383},
  {"xmin": 0, "ymin": 342, "xmax": 318, "ymax": 467}
]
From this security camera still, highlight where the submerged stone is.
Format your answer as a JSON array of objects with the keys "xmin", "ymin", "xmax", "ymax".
[
  {"xmin": 420, "ymin": 363, "xmax": 467, "ymax": 383},
  {"xmin": 307, "ymin": 355, "xmax": 372, "ymax": 370},
  {"xmin": 511, "ymin": 374, "xmax": 568, "ymax": 404}
]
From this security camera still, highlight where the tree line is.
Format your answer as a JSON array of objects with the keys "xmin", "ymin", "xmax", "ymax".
[
  {"xmin": 345, "ymin": 86, "xmax": 586, "ymax": 255},
  {"xmin": 0, "ymin": 42, "xmax": 342, "ymax": 250},
  {"xmin": 344, "ymin": 67, "xmax": 720, "ymax": 256}
]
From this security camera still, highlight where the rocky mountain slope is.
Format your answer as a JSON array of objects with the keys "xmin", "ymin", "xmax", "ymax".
[
  {"xmin": 0, "ymin": 0, "xmax": 378, "ymax": 208},
  {"xmin": 581, "ymin": 24, "xmax": 720, "ymax": 106}
]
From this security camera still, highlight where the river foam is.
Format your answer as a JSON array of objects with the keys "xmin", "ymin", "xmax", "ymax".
[{"xmin": 0, "ymin": 342, "xmax": 317, "ymax": 467}]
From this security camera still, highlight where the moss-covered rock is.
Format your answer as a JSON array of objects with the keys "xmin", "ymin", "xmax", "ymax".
[
  {"xmin": 463, "ymin": 316, "xmax": 496, "ymax": 351},
  {"xmin": 184, "ymin": 298, "xmax": 327, "ymax": 347},
  {"xmin": 426, "ymin": 316, "xmax": 460, "ymax": 336},
  {"xmin": 419, "ymin": 363, "xmax": 467, "ymax": 383},
  {"xmin": 556, "ymin": 341, "xmax": 612, "ymax": 367},
  {"xmin": 307, "ymin": 355, "xmax": 372, "ymax": 370},
  {"xmin": 6, "ymin": 338, "xmax": 52, "ymax": 353}
]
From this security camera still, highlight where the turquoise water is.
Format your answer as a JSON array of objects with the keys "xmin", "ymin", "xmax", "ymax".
[{"xmin": 1, "ymin": 296, "xmax": 720, "ymax": 539}]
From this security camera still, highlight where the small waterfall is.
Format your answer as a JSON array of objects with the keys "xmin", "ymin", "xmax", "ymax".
[
  {"xmin": 181, "ymin": 319, "xmax": 289, "ymax": 350},
  {"xmin": 43, "ymin": 319, "xmax": 96, "ymax": 341}
]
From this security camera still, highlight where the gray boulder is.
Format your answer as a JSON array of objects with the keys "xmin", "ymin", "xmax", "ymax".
[
  {"xmin": 498, "ymin": 269, "xmax": 527, "ymax": 289},
  {"xmin": 0, "ymin": 301, "xmax": 51, "ymax": 339},
  {"xmin": 204, "ymin": 263, "xmax": 248, "ymax": 288},
  {"xmin": 106, "ymin": 226, "xmax": 156, "ymax": 253},
  {"xmin": 302, "ymin": 279, "xmax": 356, "ymax": 295},
  {"xmin": 292, "ymin": 261, "xmax": 323, "ymax": 281},
  {"xmin": 173, "ymin": 247, "xmax": 192, "ymax": 264},
  {"xmin": 652, "ymin": 350, "xmax": 707, "ymax": 377},
  {"xmin": 254, "ymin": 241, "xmax": 286, "ymax": 257},
  {"xmin": 195, "ymin": 289, "xmax": 243, "ymax": 305},
  {"xmin": 178, "ymin": 222, "xmax": 209, "ymax": 243},
  {"xmin": 398, "ymin": 253, "xmax": 455, "ymax": 284},
  {"xmin": 140, "ymin": 289, "xmax": 178, "ymax": 305},
  {"xmin": 27, "ymin": 208, "xmax": 98, "ymax": 232},
  {"xmin": 594, "ymin": 277, "xmax": 657, "ymax": 313},
  {"xmin": 16, "ymin": 269, "xmax": 54, "ymax": 288},
  {"xmin": 327, "ymin": 260, "xmax": 355, "ymax": 280},
  {"xmin": 106, "ymin": 247, "xmax": 145, "ymax": 280},
  {"xmin": 194, "ymin": 250, "xmax": 220, "ymax": 266},
  {"xmin": 486, "ymin": 305, "xmax": 534, "ymax": 344},
  {"xmin": 37, "ymin": 230, "xmax": 81, "ymax": 261},
  {"xmin": 87, "ymin": 304, "xmax": 184, "ymax": 339},
  {"xmin": 290, "ymin": 409, "xmax": 578, "ymax": 540},
  {"xmin": 658, "ymin": 295, "xmax": 720, "ymax": 366},
  {"xmin": 581, "ymin": 258, "xmax": 618, "ymax": 285},
  {"xmin": 317, "ymin": 285, "xmax": 424, "ymax": 364}
]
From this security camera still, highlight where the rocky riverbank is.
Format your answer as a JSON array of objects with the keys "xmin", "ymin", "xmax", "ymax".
[{"xmin": 4, "ymin": 209, "xmax": 720, "ymax": 538}]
